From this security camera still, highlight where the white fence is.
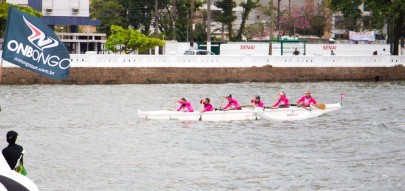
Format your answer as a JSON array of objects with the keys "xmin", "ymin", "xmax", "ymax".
[
  {"xmin": 2, "ymin": 54, "xmax": 405, "ymax": 68},
  {"xmin": 70, "ymin": 54, "xmax": 404, "ymax": 67}
]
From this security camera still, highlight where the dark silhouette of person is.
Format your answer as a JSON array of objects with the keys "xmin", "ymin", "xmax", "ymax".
[
  {"xmin": 2, "ymin": 131, "xmax": 24, "ymax": 170},
  {"xmin": 293, "ymin": 48, "xmax": 300, "ymax": 55}
]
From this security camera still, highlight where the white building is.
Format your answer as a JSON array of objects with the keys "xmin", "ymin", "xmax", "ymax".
[{"xmin": 6, "ymin": 0, "xmax": 105, "ymax": 54}]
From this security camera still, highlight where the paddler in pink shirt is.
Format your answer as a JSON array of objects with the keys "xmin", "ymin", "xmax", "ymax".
[
  {"xmin": 200, "ymin": 98, "xmax": 214, "ymax": 112},
  {"xmin": 176, "ymin": 98, "xmax": 194, "ymax": 112},
  {"xmin": 251, "ymin": 95, "xmax": 264, "ymax": 108},
  {"xmin": 272, "ymin": 92, "xmax": 289, "ymax": 108},
  {"xmin": 222, "ymin": 94, "xmax": 241, "ymax": 110},
  {"xmin": 297, "ymin": 90, "xmax": 317, "ymax": 107}
]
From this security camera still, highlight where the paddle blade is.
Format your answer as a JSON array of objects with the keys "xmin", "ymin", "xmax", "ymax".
[{"xmin": 315, "ymin": 104, "xmax": 326, "ymax": 110}]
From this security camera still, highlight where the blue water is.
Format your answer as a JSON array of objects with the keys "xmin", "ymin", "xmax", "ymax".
[{"xmin": 0, "ymin": 82, "xmax": 404, "ymax": 190}]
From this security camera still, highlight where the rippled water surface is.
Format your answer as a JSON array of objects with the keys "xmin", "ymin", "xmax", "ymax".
[{"xmin": 0, "ymin": 82, "xmax": 404, "ymax": 190}]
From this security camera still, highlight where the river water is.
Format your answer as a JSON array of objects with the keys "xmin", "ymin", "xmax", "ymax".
[{"xmin": 0, "ymin": 82, "xmax": 404, "ymax": 190}]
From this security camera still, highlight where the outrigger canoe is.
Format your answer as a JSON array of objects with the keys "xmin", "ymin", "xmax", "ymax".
[
  {"xmin": 138, "ymin": 103, "xmax": 341, "ymax": 121},
  {"xmin": 254, "ymin": 103, "xmax": 341, "ymax": 121}
]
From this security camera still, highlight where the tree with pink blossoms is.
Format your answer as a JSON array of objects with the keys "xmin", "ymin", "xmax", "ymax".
[{"xmin": 278, "ymin": 1, "xmax": 332, "ymax": 37}]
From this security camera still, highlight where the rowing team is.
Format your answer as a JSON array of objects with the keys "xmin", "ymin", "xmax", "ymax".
[{"xmin": 176, "ymin": 90, "xmax": 317, "ymax": 112}]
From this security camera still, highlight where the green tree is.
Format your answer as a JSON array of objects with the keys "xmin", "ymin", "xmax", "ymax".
[
  {"xmin": 158, "ymin": 0, "xmax": 203, "ymax": 42},
  {"xmin": 120, "ymin": 0, "xmax": 157, "ymax": 35},
  {"xmin": 293, "ymin": 1, "xmax": 332, "ymax": 37},
  {"xmin": 329, "ymin": 0, "xmax": 363, "ymax": 31},
  {"xmin": 258, "ymin": 0, "xmax": 278, "ymax": 54},
  {"xmin": 90, "ymin": 0, "xmax": 128, "ymax": 35},
  {"xmin": 105, "ymin": 25, "xmax": 165, "ymax": 54},
  {"xmin": 243, "ymin": 22, "xmax": 266, "ymax": 40},
  {"xmin": 190, "ymin": 9, "xmax": 208, "ymax": 42},
  {"xmin": 235, "ymin": 0, "xmax": 259, "ymax": 41},
  {"xmin": 328, "ymin": 0, "xmax": 405, "ymax": 55},
  {"xmin": 0, "ymin": 2, "xmax": 42, "ymax": 37},
  {"xmin": 214, "ymin": 0, "xmax": 237, "ymax": 41}
]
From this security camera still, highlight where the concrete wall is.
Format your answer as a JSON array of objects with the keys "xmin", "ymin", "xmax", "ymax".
[
  {"xmin": 1, "ymin": 54, "xmax": 404, "ymax": 84},
  {"xmin": 1, "ymin": 66, "xmax": 404, "ymax": 85}
]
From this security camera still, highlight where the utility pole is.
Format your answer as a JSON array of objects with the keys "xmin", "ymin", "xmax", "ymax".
[
  {"xmin": 207, "ymin": 0, "xmax": 211, "ymax": 52},
  {"xmin": 268, "ymin": 0, "xmax": 274, "ymax": 55},
  {"xmin": 155, "ymin": 0, "xmax": 158, "ymax": 38},
  {"xmin": 189, "ymin": 0, "xmax": 194, "ymax": 44},
  {"xmin": 172, "ymin": 0, "xmax": 176, "ymax": 40},
  {"xmin": 289, "ymin": 0, "xmax": 291, "ymax": 36},
  {"xmin": 277, "ymin": 0, "xmax": 280, "ymax": 40}
]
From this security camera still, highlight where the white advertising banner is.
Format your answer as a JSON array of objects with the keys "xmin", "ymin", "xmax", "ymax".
[{"xmin": 349, "ymin": 31, "xmax": 375, "ymax": 41}]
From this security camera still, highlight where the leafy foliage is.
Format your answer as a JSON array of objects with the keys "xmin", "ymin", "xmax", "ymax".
[
  {"xmin": 158, "ymin": 0, "xmax": 203, "ymax": 42},
  {"xmin": 235, "ymin": 0, "xmax": 259, "ymax": 41},
  {"xmin": 105, "ymin": 25, "xmax": 165, "ymax": 54},
  {"xmin": 214, "ymin": 0, "xmax": 237, "ymax": 41},
  {"xmin": 328, "ymin": 0, "xmax": 405, "ymax": 55},
  {"xmin": 0, "ymin": 2, "xmax": 41, "ymax": 37},
  {"xmin": 244, "ymin": 22, "xmax": 267, "ymax": 40},
  {"xmin": 90, "ymin": 0, "xmax": 128, "ymax": 35},
  {"xmin": 257, "ymin": 0, "xmax": 278, "ymax": 40},
  {"xmin": 282, "ymin": 1, "xmax": 332, "ymax": 37}
]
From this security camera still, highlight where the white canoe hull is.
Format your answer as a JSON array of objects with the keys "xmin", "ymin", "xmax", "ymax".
[
  {"xmin": 255, "ymin": 103, "xmax": 342, "ymax": 121},
  {"xmin": 0, "ymin": 154, "xmax": 38, "ymax": 191},
  {"xmin": 138, "ymin": 109, "xmax": 257, "ymax": 121},
  {"xmin": 138, "ymin": 103, "xmax": 341, "ymax": 121}
]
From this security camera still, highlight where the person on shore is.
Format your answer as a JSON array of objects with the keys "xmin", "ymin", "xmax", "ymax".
[
  {"xmin": 251, "ymin": 96, "xmax": 264, "ymax": 108},
  {"xmin": 200, "ymin": 98, "xmax": 213, "ymax": 112},
  {"xmin": 297, "ymin": 90, "xmax": 317, "ymax": 107},
  {"xmin": 272, "ymin": 92, "xmax": 289, "ymax": 108},
  {"xmin": 373, "ymin": 51, "xmax": 378, "ymax": 55},
  {"xmin": 176, "ymin": 98, "xmax": 194, "ymax": 112},
  {"xmin": 222, "ymin": 94, "xmax": 241, "ymax": 110},
  {"xmin": 330, "ymin": 50, "xmax": 335, "ymax": 55},
  {"xmin": 293, "ymin": 48, "xmax": 300, "ymax": 55},
  {"xmin": 2, "ymin": 131, "xmax": 24, "ymax": 170}
]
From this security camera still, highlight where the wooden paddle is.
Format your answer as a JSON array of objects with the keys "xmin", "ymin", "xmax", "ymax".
[
  {"xmin": 314, "ymin": 103, "xmax": 326, "ymax": 110},
  {"xmin": 218, "ymin": 97, "xmax": 225, "ymax": 109},
  {"xmin": 199, "ymin": 99, "xmax": 203, "ymax": 121}
]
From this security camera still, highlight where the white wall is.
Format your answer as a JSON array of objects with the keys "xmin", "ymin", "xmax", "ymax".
[
  {"xmin": 220, "ymin": 43, "xmax": 307, "ymax": 56},
  {"xmin": 164, "ymin": 41, "xmax": 197, "ymax": 55},
  {"xmin": 1, "ymin": 53, "xmax": 403, "ymax": 68},
  {"xmin": 219, "ymin": 43, "xmax": 391, "ymax": 56},
  {"xmin": 6, "ymin": 0, "xmax": 27, "ymax": 5},
  {"xmin": 42, "ymin": 0, "xmax": 89, "ymax": 17}
]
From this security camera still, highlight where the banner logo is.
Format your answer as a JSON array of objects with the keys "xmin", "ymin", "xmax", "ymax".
[
  {"xmin": 1, "ymin": 7, "xmax": 70, "ymax": 80},
  {"xmin": 23, "ymin": 16, "xmax": 59, "ymax": 51}
]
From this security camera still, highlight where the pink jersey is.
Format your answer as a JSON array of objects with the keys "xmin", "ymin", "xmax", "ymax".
[
  {"xmin": 203, "ymin": 103, "xmax": 213, "ymax": 112},
  {"xmin": 177, "ymin": 100, "xmax": 194, "ymax": 112},
  {"xmin": 297, "ymin": 96, "xmax": 316, "ymax": 107},
  {"xmin": 222, "ymin": 97, "xmax": 241, "ymax": 110},
  {"xmin": 272, "ymin": 97, "xmax": 289, "ymax": 107},
  {"xmin": 251, "ymin": 99, "xmax": 264, "ymax": 107}
]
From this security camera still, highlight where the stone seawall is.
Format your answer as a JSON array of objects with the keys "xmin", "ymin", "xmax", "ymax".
[{"xmin": 1, "ymin": 66, "xmax": 404, "ymax": 85}]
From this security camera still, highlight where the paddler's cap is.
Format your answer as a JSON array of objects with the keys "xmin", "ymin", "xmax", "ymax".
[
  {"xmin": 227, "ymin": 94, "xmax": 232, "ymax": 98},
  {"xmin": 7, "ymin": 131, "xmax": 18, "ymax": 140},
  {"xmin": 255, "ymin": 95, "xmax": 260, "ymax": 99}
]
